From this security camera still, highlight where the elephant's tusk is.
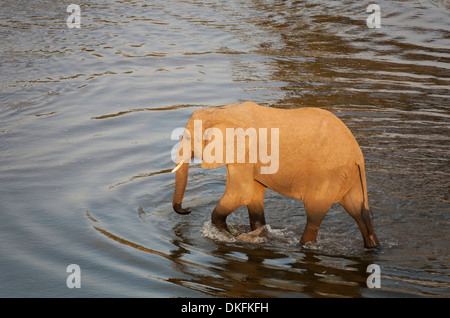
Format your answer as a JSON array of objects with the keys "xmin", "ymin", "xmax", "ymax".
[{"xmin": 171, "ymin": 160, "xmax": 184, "ymax": 173}]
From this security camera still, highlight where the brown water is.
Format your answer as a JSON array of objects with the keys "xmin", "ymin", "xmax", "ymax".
[{"xmin": 0, "ymin": 0, "xmax": 449, "ymax": 297}]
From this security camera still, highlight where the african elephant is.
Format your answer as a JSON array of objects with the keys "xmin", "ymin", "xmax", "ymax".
[{"xmin": 172, "ymin": 102, "xmax": 380, "ymax": 248}]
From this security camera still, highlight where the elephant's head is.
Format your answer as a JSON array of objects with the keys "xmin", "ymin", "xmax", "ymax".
[{"xmin": 172, "ymin": 103, "xmax": 265, "ymax": 214}]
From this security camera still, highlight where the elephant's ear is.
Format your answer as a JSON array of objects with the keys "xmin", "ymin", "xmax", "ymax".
[
  {"xmin": 201, "ymin": 125, "xmax": 227, "ymax": 169},
  {"xmin": 198, "ymin": 102, "xmax": 259, "ymax": 170}
]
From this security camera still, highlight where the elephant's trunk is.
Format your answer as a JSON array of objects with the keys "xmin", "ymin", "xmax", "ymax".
[{"xmin": 172, "ymin": 160, "xmax": 191, "ymax": 214}]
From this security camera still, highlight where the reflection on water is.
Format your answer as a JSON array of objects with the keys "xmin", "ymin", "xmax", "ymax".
[{"xmin": 0, "ymin": 0, "xmax": 449, "ymax": 297}]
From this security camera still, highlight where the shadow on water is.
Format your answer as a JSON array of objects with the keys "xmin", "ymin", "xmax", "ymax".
[{"xmin": 90, "ymin": 209, "xmax": 382, "ymax": 298}]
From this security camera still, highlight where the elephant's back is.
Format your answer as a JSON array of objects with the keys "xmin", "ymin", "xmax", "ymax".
[
  {"xmin": 252, "ymin": 105, "xmax": 365, "ymax": 201},
  {"xmin": 279, "ymin": 107, "xmax": 364, "ymax": 165},
  {"xmin": 248, "ymin": 103, "xmax": 364, "ymax": 163}
]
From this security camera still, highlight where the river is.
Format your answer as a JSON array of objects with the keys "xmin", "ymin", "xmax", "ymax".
[{"xmin": 0, "ymin": 0, "xmax": 449, "ymax": 297}]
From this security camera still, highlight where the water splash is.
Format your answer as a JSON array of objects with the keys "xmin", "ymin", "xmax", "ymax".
[
  {"xmin": 200, "ymin": 221, "xmax": 239, "ymax": 243},
  {"xmin": 200, "ymin": 221, "xmax": 300, "ymax": 245}
]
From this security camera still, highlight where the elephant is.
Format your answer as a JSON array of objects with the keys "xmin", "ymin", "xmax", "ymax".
[{"xmin": 171, "ymin": 101, "xmax": 380, "ymax": 248}]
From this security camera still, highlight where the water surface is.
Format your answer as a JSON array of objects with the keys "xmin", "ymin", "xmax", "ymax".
[{"xmin": 0, "ymin": 0, "xmax": 449, "ymax": 297}]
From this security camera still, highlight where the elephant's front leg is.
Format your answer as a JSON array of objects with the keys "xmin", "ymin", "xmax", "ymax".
[
  {"xmin": 233, "ymin": 180, "xmax": 268, "ymax": 243},
  {"xmin": 234, "ymin": 180, "xmax": 268, "ymax": 243},
  {"xmin": 211, "ymin": 200, "xmax": 238, "ymax": 233},
  {"xmin": 211, "ymin": 165, "xmax": 254, "ymax": 234}
]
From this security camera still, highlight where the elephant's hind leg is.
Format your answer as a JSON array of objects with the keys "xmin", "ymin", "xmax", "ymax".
[
  {"xmin": 340, "ymin": 186, "xmax": 380, "ymax": 248},
  {"xmin": 300, "ymin": 201, "xmax": 331, "ymax": 245}
]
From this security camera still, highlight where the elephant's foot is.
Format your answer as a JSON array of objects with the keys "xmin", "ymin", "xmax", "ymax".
[
  {"xmin": 211, "ymin": 213, "xmax": 231, "ymax": 234},
  {"xmin": 363, "ymin": 234, "xmax": 380, "ymax": 249},
  {"xmin": 300, "ymin": 238, "xmax": 316, "ymax": 246},
  {"xmin": 237, "ymin": 226, "xmax": 267, "ymax": 243},
  {"xmin": 361, "ymin": 207, "xmax": 380, "ymax": 249},
  {"xmin": 300, "ymin": 226, "xmax": 319, "ymax": 246}
]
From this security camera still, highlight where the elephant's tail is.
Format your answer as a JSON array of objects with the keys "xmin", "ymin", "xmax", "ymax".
[
  {"xmin": 356, "ymin": 162, "xmax": 380, "ymax": 248},
  {"xmin": 356, "ymin": 162, "xmax": 370, "ymax": 212}
]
